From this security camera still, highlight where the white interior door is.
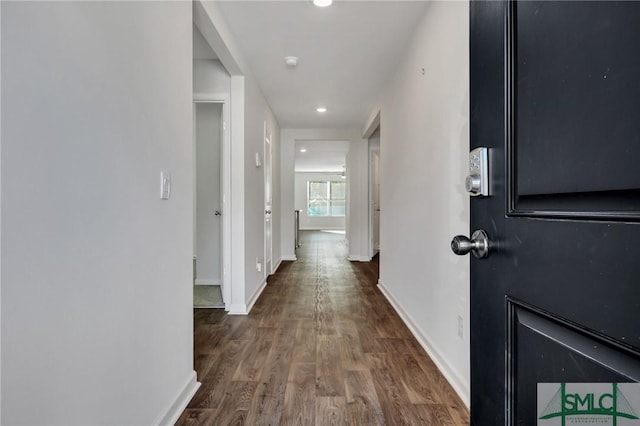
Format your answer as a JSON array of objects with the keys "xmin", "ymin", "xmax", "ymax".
[
  {"xmin": 264, "ymin": 123, "xmax": 273, "ymax": 276},
  {"xmin": 194, "ymin": 102, "xmax": 223, "ymax": 289}
]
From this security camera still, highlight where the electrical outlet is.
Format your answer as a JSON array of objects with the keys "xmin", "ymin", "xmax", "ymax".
[{"xmin": 458, "ymin": 315, "xmax": 464, "ymax": 339}]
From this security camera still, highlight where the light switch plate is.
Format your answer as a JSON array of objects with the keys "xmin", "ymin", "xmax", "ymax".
[{"xmin": 160, "ymin": 170, "xmax": 171, "ymax": 200}]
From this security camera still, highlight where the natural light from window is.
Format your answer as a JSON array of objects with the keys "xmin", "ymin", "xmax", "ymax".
[{"xmin": 307, "ymin": 180, "xmax": 346, "ymax": 217}]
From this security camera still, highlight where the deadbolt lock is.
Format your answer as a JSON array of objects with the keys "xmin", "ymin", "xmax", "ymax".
[{"xmin": 467, "ymin": 147, "xmax": 489, "ymax": 197}]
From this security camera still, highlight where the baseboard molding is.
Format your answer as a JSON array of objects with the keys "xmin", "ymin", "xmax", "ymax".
[
  {"xmin": 194, "ymin": 278, "xmax": 220, "ymax": 286},
  {"xmin": 347, "ymin": 255, "xmax": 371, "ymax": 262},
  {"xmin": 272, "ymin": 259, "xmax": 282, "ymax": 274},
  {"xmin": 377, "ymin": 280, "xmax": 470, "ymax": 408},
  {"xmin": 300, "ymin": 227, "xmax": 346, "ymax": 231},
  {"xmin": 227, "ymin": 277, "xmax": 268, "ymax": 315},
  {"xmin": 281, "ymin": 254, "xmax": 297, "ymax": 261},
  {"xmin": 246, "ymin": 277, "xmax": 267, "ymax": 313},
  {"xmin": 154, "ymin": 370, "xmax": 200, "ymax": 425},
  {"xmin": 228, "ymin": 303, "xmax": 248, "ymax": 315}
]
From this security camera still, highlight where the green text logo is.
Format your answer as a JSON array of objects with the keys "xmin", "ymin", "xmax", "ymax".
[{"xmin": 539, "ymin": 383, "xmax": 639, "ymax": 426}]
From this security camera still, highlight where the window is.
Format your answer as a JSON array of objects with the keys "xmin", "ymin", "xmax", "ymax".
[{"xmin": 308, "ymin": 180, "xmax": 346, "ymax": 217}]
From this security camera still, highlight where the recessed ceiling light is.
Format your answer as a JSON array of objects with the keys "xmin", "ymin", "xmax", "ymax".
[
  {"xmin": 285, "ymin": 56, "xmax": 298, "ymax": 67},
  {"xmin": 316, "ymin": 107, "xmax": 327, "ymax": 113},
  {"xmin": 299, "ymin": 148, "xmax": 307, "ymax": 153},
  {"xmin": 313, "ymin": 0, "xmax": 332, "ymax": 7}
]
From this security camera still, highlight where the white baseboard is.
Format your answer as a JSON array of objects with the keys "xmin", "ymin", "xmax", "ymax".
[
  {"xmin": 272, "ymin": 258, "xmax": 282, "ymax": 273},
  {"xmin": 227, "ymin": 277, "xmax": 268, "ymax": 315},
  {"xmin": 347, "ymin": 255, "xmax": 371, "ymax": 262},
  {"xmin": 154, "ymin": 370, "xmax": 200, "ymax": 426},
  {"xmin": 281, "ymin": 254, "xmax": 297, "ymax": 261},
  {"xmin": 247, "ymin": 277, "xmax": 267, "ymax": 313},
  {"xmin": 194, "ymin": 278, "xmax": 220, "ymax": 286},
  {"xmin": 300, "ymin": 227, "xmax": 345, "ymax": 231},
  {"xmin": 228, "ymin": 304, "xmax": 248, "ymax": 315},
  {"xmin": 377, "ymin": 280, "xmax": 470, "ymax": 408}
]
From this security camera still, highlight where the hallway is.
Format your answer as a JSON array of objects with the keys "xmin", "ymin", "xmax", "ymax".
[{"xmin": 177, "ymin": 231, "xmax": 469, "ymax": 425}]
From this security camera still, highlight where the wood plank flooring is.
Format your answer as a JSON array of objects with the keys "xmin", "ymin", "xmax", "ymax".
[{"xmin": 177, "ymin": 231, "xmax": 469, "ymax": 425}]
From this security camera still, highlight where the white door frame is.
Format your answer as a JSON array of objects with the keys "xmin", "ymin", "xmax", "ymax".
[{"xmin": 193, "ymin": 93, "xmax": 231, "ymax": 309}]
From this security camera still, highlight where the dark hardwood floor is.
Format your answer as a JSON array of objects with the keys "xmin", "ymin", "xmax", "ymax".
[{"xmin": 177, "ymin": 231, "xmax": 469, "ymax": 425}]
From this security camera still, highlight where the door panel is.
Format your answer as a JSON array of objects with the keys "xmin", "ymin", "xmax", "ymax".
[
  {"xmin": 504, "ymin": 220, "xmax": 640, "ymax": 345},
  {"xmin": 511, "ymin": 303, "xmax": 640, "ymax": 422},
  {"xmin": 512, "ymin": 1, "xmax": 640, "ymax": 218},
  {"xmin": 515, "ymin": 2, "xmax": 640, "ymax": 198},
  {"xmin": 470, "ymin": 2, "xmax": 640, "ymax": 424}
]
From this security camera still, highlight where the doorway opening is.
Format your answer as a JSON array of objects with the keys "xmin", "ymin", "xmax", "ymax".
[
  {"xmin": 368, "ymin": 127, "xmax": 380, "ymax": 280},
  {"xmin": 368, "ymin": 128, "xmax": 380, "ymax": 257},
  {"xmin": 193, "ymin": 101, "xmax": 226, "ymax": 308},
  {"xmin": 293, "ymin": 140, "xmax": 349, "ymax": 248},
  {"xmin": 192, "ymin": 16, "xmax": 233, "ymax": 311}
]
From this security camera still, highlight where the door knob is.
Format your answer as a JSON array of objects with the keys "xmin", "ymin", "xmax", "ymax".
[
  {"xmin": 214, "ymin": 210, "xmax": 221, "ymax": 216},
  {"xmin": 451, "ymin": 229, "xmax": 490, "ymax": 259}
]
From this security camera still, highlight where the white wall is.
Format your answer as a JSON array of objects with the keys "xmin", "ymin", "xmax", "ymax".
[
  {"xmin": 0, "ymin": 3, "xmax": 3, "ymax": 418},
  {"xmin": 346, "ymin": 136, "xmax": 370, "ymax": 262},
  {"xmin": 2, "ymin": 2, "xmax": 196, "ymax": 425},
  {"xmin": 194, "ymin": 59, "xmax": 230, "ymax": 95},
  {"xmin": 243, "ymin": 74, "xmax": 281, "ymax": 309},
  {"xmin": 0, "ymin": 3, "xmax": 3, "ymax": 419},
  {"xmin": 196, "ymin": 2, "xmax": 281, "ymax": 314},
  {"xmin": 370, "ymin": 1, "xmax": 471, "ymax": 406},
  {"xmin": 195, "ymin": 103, "xmax": 223, "ymax": 284},
  {"xmin": 295, "ymin": 172, "xmax": 346, "ymax": 230}
]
